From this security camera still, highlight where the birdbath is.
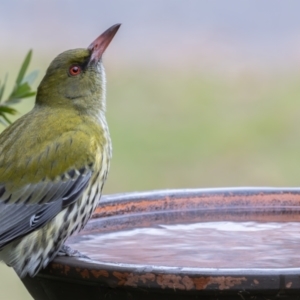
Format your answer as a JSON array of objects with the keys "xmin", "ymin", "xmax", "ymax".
[{"xmin": 21, "ymin": 188, "xmax": 300, "ymax": 299}]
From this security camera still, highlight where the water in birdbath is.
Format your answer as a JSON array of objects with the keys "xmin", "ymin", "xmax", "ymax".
[{"xmin": 68, "ymin": 221, "xmax": 300, "ymax": 268}]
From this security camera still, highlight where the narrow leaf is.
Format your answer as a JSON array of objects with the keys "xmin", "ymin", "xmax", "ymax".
[
  {"xmin": 0, "ymin": 112, "xmax": 12, "ymax": 124},
  {"xmin": 1, "ymin": 50, "xmax": 37, "ymax": 127},
  {"xmin": 0, "ymin": 74, "xmax": 8, "ymax": 101},
  {"xmin": 7, "ymin": 92, "xmax": 36, "ymax": 105},
  {"xmin": 15, "ymin": 50, "xmax": 32, "ymax": 86},
  {"xmin": 0, "ymin": 105, "xmax": 17, "ymax": 114},
  {"xmin": 6, "ymin": 89, "xmax": 36, "ymax": 104},
  {"xmin": 10, "ymin": 82, "xmax": 31, "ymax": 98}
]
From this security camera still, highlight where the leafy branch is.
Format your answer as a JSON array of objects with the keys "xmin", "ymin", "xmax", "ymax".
[{"xmin": 0, "ymin": 50, "xmax": 38, "ymax": 126}]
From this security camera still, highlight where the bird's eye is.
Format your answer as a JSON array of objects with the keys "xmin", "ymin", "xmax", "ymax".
[{"xmin": 69, "ymin": 65, "xmax": 81, "ymax": 76}]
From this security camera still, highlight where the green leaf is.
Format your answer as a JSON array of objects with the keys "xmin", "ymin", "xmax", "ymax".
[
  {"xmin": 11, "ymin": 82, "xmax": 31, "ymax": 97},
  {"xmin": 6, "ymin": 83, "xmax": 36, "ymax": 104},
  {"xmin": 0, "ymin": 111, "xmax": 13, "ymax": 124},
  {"xmin": 0, "ymin": 74, "xmax": 8, "ymax": 101},
  {"xmin": 6, "ymin": 92, "xmax": 36, "ymax": 105},
  {"xmin": 0, "ymin": 105, "xmax": 17, "ymax": 114},
  {"xmin": 1, "ymin": 50, "xmax": 37, "ymax": 126},
  {"xmin": 7, "ymin": 82, "xmax": 36, "ymax": 102},
  {"xmin": 15, "ymin": 49, "xmax": 32, "ymax": 86}
]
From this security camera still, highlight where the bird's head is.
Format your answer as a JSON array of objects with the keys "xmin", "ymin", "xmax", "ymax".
[{"xmin": 36, "ymin": 24, "xmax": 121, "ymax": 114}]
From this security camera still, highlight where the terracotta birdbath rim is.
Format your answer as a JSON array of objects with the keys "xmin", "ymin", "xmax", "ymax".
[{"xmin": 60, "ymin": 186, "xmax": 300, "ymax": 275}]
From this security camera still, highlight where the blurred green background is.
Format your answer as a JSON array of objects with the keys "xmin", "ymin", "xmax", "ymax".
[{"xmin": 2, "ymin": 1, "xmax": 300, "ymax": 299}]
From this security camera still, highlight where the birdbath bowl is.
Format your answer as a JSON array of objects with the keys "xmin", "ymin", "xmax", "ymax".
[{"xmin": 22, "ymin": 188, "xmax": 300, "ymax": 299}]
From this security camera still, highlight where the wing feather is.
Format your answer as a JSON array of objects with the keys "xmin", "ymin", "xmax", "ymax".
[
  {"xmin": 0, "ymin": 168, "xmax": 91, "ymax": 248},
  {"xmin": 0, "ymin": 112, "xmax": 102, "ymax": 249}
]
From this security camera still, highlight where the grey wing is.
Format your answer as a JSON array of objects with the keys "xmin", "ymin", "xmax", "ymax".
[{"xmin": 0, "ymin": 167, "xmax": 91, "ymax": 249}]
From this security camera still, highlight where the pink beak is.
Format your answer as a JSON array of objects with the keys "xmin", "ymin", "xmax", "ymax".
[{"xmin": 88, "ymin": 24, "xmax": 121, "ymax": 63}]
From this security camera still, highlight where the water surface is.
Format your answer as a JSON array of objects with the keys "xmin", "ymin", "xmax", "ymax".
[{"xmin": 69, "ymin": 221, "xmax": 300, "ymax": 268}]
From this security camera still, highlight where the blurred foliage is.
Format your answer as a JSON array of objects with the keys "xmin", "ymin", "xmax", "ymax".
[
  {"xmin": 0, "ymin": 50, "xmax": 37, "ymax": 125},
  {"xmin": 104, "ymin": 69, "xmax": 300, "ymax": 193}
]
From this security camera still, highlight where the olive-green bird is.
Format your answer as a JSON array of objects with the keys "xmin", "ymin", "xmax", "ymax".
[{"xmin": 0, "ymin": 24, "xmax": 120, "ymax": 277}]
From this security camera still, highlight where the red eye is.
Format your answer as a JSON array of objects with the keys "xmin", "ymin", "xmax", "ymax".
[{"xmin": 69, "ymin": 65, "xmax": 81, "ymax": 76}]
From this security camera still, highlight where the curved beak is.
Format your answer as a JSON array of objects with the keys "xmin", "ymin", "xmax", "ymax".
[{"xmin": 88, "ymin": 24, "xmax": 121, "ymax": 64}]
